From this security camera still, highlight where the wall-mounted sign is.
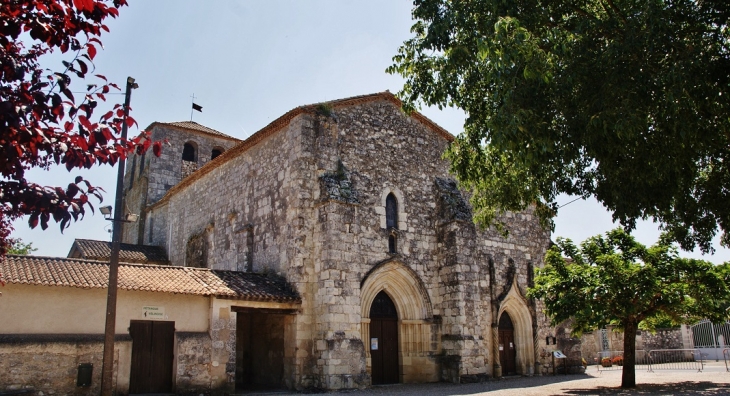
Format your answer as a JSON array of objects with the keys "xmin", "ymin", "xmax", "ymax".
[
  {"xmin": 143, "ymin": 306, "xmax": 165, "ymax": 320},
  {"xmin": 499, "ymin": 344, "xmax": 504, "ymax": 351},
  {"xmin": 370, "ymin": 338, "xmax": 378, "ymax": 350},
  {"xmin": 553, "ymin": 350, "xmax": 567, "ymax": 358}
]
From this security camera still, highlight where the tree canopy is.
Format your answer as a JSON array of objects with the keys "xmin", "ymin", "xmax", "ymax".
[
  {"xmin": 389, "ymin": 0, "xmax": 730, "ymax": 252},
  {"xmin": 7, "ymin": 238, "xmax": 37, "ymax": 255},
  {"xmin": 0, "ymin": 0, "xmax": 161, "ymax": 254},
  {"xmin": 528, "ymin": 228, "xmax": 730, "ymax": 388}
]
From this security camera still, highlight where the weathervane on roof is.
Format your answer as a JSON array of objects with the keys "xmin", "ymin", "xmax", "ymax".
[{"xmin": 190, "ymin": 93, "xmax": 202, "ymax": 121}]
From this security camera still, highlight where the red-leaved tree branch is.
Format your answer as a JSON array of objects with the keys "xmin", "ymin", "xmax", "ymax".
[{"xmin": 0, "ymin": 0, "xmax": 162, "ymax": 255}]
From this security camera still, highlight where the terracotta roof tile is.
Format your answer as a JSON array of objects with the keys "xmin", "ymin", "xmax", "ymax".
[
  {"xmin": 0, "ymin": 255, "xmax": 300, "ymax": 303},
  {"xmin": 69, "ymin": 239, "xmax": 169, "ymax": 264},
  {"xmin": 147, "ymin": 121, "xmax": 241, "ymax": 141}
]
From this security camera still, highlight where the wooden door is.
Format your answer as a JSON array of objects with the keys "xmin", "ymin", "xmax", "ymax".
[
  {"xmin": 369, "ymin": 291, "xmax": 399, "ymax": 384},
  {"xmin": 498, "ymin": 313, "xmax": 517, "ymax": 375},
  {"xmin": 129, "ymin": 320, "xmax": 175, "ymax": 394},
  {"xmin": 236, "ymin": 313, "xmax": 254, "ymax": 390}
]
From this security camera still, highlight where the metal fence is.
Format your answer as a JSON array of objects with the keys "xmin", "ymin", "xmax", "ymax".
[
  {"xmin": 724, "ymin": 348, "xmax": 730, "ymax": 372},
  {"xmin": 594, "ymin": 350, "xmax": 649, "ymax": 372},
  {"xmin": 594, "ymin": 349, "xmax": 704, "ymax": 372},
  {"xmin": 647, "ymin": 349, "xmax": 703, "ymax": 372},
  {"xmin": 691, "ymin": 320, "xmax": 730, "ymax": 360}
]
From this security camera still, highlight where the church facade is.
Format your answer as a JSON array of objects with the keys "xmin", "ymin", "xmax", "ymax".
[{"xmin": 119, "ymin": 92, "xmax": 560, "ymax": 391}]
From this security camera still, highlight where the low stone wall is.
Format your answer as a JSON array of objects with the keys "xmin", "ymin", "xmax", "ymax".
[
  {"xmin": 640, "ymin": 328, "xmax": 685, "ymax": 351},
  {"xmin": 579, "ymin": 331, "xmax": 600, "ymax": 365},
  {"xmin": 0, "ymin": 334, "xmax": 131, "ymax": 395},
  {"xmin": 581, "ymin": 326, "xmax": 688, "ymax": 365}
]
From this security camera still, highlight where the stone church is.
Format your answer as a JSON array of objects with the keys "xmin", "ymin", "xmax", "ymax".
[
  {"xmin": 0, "ymin": 92, "xmax": 567, "ymax": 394},
  {"xmin": 122, "ymin": 91, "xmax": 559, "ymax": 388}
]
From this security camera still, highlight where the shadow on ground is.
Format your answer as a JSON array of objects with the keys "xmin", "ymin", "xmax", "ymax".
[
  {"xmin": 330, "ymin": 375, "xmax": 730, "ymax": 396},
  {"xmin": 559, "ymin": 381, "xmax": 730, "ymax": 395},
  {"xmin": 336, "ymin": 374, "xmax": 596, "ymax": 394}
]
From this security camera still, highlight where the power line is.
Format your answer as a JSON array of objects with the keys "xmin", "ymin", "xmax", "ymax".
[{"xmin": 558, "ymin": 197, "xmax": 582, "ymax": 209}]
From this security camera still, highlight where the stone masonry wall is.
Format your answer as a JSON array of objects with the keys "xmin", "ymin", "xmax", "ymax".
[
  {"xmin": 144, "ymin": 126, "xmax": 239, "ymax": 206},
  {"xmin": 157, "ymin": 118, "xmax": 306, "ymax": 273},
  {"xmin": 300, "ymin": 100, "xmax": 551, "ymax": 384},
  {"xmin": 640, "ymin": 328, "xmax": 685, "ymax": 351},
  {"xmin": 579, "ymin": 326, "xmax": 688, "ymax": 367},
  {"xmin": 150, "ymin": 117, "xmax": 313, "ymax": 389},
  {"xmin": 146, "ymin": 98, "xmax": 552, "ymax": 390},
  {"xmin": 122, "ymin": 125, "xmax": 238, "ymax": 245},
  {"xmin": 301, "ymin": 103, "xmax": 453, "ymax": 387},
  {"xmin": 122, "ymin": 152, "xmax": 149, "ymax": 244},
  {"xmin": 0, "ymin": 337, "xmax": 130, "ymax": 395},
  {"xmin": 176, "ymin": 332, "xmax": 214, "ymax": 392}
]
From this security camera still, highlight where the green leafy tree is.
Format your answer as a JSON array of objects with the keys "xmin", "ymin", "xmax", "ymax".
[
  {"xmin": 528, "ymin": 229, "xmax": 730, "ymax": 388},
  {"xmin": 0, "ymin": 0, "xmax": 162, "ymax": 257},
  {"xmin": 6, "ymin": 238, "xmax": 37, "ymax": 255},
  {"xmin": 389, "ymin": 0, "xmax": 730, "ymax": 252}
]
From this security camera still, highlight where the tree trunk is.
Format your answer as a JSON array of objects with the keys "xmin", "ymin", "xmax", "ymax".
[{"xmin": 621, "ymin": 321, "xmax": 638, "ymax": 388}]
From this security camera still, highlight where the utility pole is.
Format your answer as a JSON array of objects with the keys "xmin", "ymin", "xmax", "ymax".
[{"xmin": 100, "ymin": 76, "xmax": 138, "ymax": 396}]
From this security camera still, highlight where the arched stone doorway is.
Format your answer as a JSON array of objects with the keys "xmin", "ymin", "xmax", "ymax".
[
  {"xmin": 495, "ymin": 278, "xmax": 536, "ymax": 376},
  {"xmin": 369, "ymin": 291, "xmax": 399, "ymax": 384},
  {"xmin": 498, "ymin": 312, "xmax": 517, "ymax": 375},
  {"xmin": 360, "ymin": 260, "xmax": 438, "ymax": 383}
]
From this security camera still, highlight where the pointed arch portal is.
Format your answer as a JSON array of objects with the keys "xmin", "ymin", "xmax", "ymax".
[
  {"xmin": 360, "ymin": 260, "xmax": 437, "ymax": 383},
  {"xmin": 369, "ymin": 291, "xmax": 399, "ymax": 384},
  {"xmin": 496, "ymin": 278, "xmax": 536, "ymax": 376},
  {"xmin": 498, "ymin": 312, "xmax": 517, "ymax": 375}
]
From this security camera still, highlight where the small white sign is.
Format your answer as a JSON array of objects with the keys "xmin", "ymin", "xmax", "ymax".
[
  {"xmin": 370, "ymin": 338, "xmax": 378, "ymax": 350},
  {"xmin": 553, "ymin": 350, "xmax": 567, "ymax": 358},
  {"xmin": 143, "ymin": 306, "xmax": 165, "ymax": 320},
  {"xmin": 499, "ymin": 344, "xmax": 504, "ymax": 351}
]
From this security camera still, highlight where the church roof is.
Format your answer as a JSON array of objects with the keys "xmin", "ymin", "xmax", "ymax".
[
  {"xmin": 0, "ymin": 255, "xmax": 301, "ymax": 303},
  {"xmin": 150, "ymin": 91, "xmax": 453, "ymax": 209},
  {"xmin": 68, "ymin": 239, "xmax": 170, "ymax": 265},
  {"xmin": 147, "ymin": 121, "xmax": 241, "ymax": 141}
]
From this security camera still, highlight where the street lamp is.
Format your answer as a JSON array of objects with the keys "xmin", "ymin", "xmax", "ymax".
[
  {"xmin": 99, "ymin": 205, "xmax": 138, "ymax": 223},
  {"xmin": 100, "ymin": 76, "xmax": 138, "ymax": 396},
  {"xmin": 99, "ymin": 205, "xmax": 112, "ymax": 217}
]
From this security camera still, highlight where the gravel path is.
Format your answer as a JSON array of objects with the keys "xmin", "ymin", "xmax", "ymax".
[{"xmin": 246, "ymin": 363, "xmax": 730, "ymax": 395}]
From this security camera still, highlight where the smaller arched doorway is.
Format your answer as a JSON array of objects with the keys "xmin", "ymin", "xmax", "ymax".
[
  {"xmin": 498, "ymin": 312, "xmax": 517, "ymax": 375},
  {"xmin": 369, "ymin": 291, "xmax": 399, "ymax": 384}
]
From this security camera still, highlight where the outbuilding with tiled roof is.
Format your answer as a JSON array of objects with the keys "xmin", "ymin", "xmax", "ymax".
[
  {"xmin": 0, "ymin": 255, "xmax": 300, "ymax": 394},
  {"xmin": 68, "ymin": 238, "xmax": 170, "ymax": 265},
  {"xmin": 1, "ymin": 255, "xmax": 299, "ymax": 302}
]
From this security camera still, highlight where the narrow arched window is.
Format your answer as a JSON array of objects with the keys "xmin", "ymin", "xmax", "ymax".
[
  {"xmin": 139, "ymin": 152, "xmax": 146, "ymax": 175},
  {"xmin": 386, "ymin": 193, "xmax": 398, "ymax": 229},
  {"xmin": 388, "ymin": 232, "xmax": 397, "ymax": 254},
  {"xmin": 211, "ymin": 147, "xmax": 223, "ymax": 160},
  {"xmin": 129, "ymin": 155, "xmax": 137, "ymax": 189},
  {"xmin": 182, "ymin": 142, "xmax": 196, "ymax": 162}
]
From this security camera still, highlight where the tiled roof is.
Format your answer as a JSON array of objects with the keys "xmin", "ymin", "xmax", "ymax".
[
  {"xmin": 150, "ymin": 91, "xmax": 454, "ymax": 210},
  {"xmin": 69, "ymin": 239, "xmax": 169, "ymax": 264},
  {"xmin": 147, "ymin": 121, "xmax": 241, "ymax": 141},
  {"xmin": 0, "ymin": 255, "xmax": 300, "ymax": 303}
]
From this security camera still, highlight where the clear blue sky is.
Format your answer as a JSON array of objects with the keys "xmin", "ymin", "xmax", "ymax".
[{"xmin": 11, "ymin": 0, "xmax": 729, "ymax": 263}]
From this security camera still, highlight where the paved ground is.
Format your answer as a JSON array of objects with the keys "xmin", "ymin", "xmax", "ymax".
[{"xmin": 247, "ymin": 362, "xmax": 730, "ymax": 395}]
